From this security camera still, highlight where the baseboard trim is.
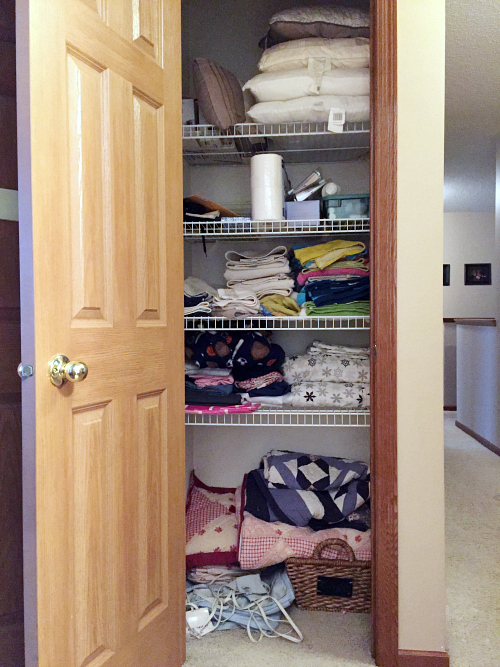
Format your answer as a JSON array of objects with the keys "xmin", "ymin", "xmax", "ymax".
[
  {"xmin": 455, "ymin": 420, "xmax": 500, "ymax": 457},
  {"xmin": 399, "ymin": 649, "xmax": 450, "ymax": 666},
  {"xmin": 443, "ymin": 406, "xmax": 457, "ymax": 411}
]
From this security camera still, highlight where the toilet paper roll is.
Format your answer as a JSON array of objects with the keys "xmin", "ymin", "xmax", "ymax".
[
  {"xmin": 322, "ymin": 181, "xmax": 341, "ymax": 197},
  {"xmin": 251, "ymin": 153, "xmax": 284, "ymax": 221}
]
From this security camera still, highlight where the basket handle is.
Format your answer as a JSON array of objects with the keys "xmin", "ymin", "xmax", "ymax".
[{"xmin": 312, "ymin": 538, "xmax": 356, "ymax": 562}]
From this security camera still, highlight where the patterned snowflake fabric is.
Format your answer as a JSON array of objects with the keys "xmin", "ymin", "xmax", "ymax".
[
  {"xmin": 290, "ymin": 381, "xmax": 369, "ymax": 408},
  {"xmin": 283, "ymin": 342, "xmax": 370, "ymax": 385}
]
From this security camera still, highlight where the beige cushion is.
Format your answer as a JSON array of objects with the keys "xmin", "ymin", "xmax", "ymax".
[
  {"xmin": 243, "ymin": 67, "xmax": 370, "ymax": 102},
  {"xmin": 259, "ymin": 37, "xmax": 370, "ymax": 73},
  {"xmin": 247, "ymin": 95, "xmax": 370, "ymax": 124},
  {"xmin": 193, "ymin": 58, "xmax": 246, "ymax": 130}
]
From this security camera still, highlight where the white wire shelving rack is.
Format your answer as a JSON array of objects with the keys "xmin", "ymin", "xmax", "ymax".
[
  {"xmin": 185, "ymin": 408, "xmax": 370, "ymax": 427},
  {"xmin": 184, "ymin": 218, "xmax": 370, "ymax": 239},
  {"xmin": 183, "ymin": 121, "xmax": 370, "ymax": 165},
  {"xmin": 184, "ymin": 316, "xmax": 370, "ymax": 331}
]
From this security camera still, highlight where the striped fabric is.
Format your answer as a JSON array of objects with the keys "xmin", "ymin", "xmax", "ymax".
[{"xmin": 193, "ymin": 58, "xmax": 246, "ymax": 130}]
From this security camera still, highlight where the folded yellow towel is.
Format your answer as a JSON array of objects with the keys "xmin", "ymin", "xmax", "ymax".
[
  {"xmin": 294, "ymin": 240, "xmax": 366, "ymax": 270},
  {"xmin": 261, "ymin": 294, "xmax": 301, "ymax": 317}
]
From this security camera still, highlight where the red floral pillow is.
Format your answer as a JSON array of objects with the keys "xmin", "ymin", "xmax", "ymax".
[{"xmin": 185, "ymin": 473, "xmax": 240, "ymax": 568}]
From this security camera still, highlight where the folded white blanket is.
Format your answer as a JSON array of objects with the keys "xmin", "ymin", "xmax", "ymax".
[
  {"xmin": 186, "ymin": 367, "xmax": 232, "ymax": 377},
  {"xmin": 184, "ymin": 302, "xmax": 211, "ymax": 316},
  {"xmin": 241, "ymin": 393, "xmax": 292, "ymax": 407},
  {"xmin": 225, "ymin": 246, "xmax": 287, "ymax": 264},
  {"xmin": 213, "ymin": 288, "xmax": 261, "ymax": 309},
  {"xmin": 308, "ymin": 341, "xmax": 370, "ymax": 359},
  {"xmin": 224, "ymin": 263, "xmax": 290, "ymax": 281},
  {"xmin": 184, "ymin": 276, "xmax": 218, "ymax": 299},
  {"xmin": 226, "ymin": 275, "xmax": 295, "ymax": 299}
]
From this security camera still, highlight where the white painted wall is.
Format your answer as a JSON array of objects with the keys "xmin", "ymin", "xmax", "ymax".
[
  {"xmin": 456, "ymin": 324, "xmax": 497, "ymax": 443},
  {"xmin": 397, "ymin": 0, "xmax": 447, "ymax": 654},
  {"xmin": 443, "ymin": 212, "xmax": 495, "ymax": 318}
]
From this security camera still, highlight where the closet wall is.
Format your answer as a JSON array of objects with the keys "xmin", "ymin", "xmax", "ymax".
[{"xmin": 182, "ymin": 0, "xmax": 371, "ymax": 487}]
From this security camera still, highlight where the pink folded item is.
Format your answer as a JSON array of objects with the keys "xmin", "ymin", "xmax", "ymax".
[
  {"xmin": 235, "ymin": 371, "xmax": 283, "ymax": 391},
  {"xmin": 185, "ymin": 403, "xmax": 260, "ymax": 415},
  {"xmin": 297, "ymin": 267, "xmax": 369, "ymax": 286},
  {"xmin": 192, "ymin": 375, "xmax": 234, "ymax": 387}
]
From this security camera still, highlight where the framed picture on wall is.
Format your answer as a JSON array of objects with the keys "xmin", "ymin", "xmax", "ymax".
[
  {"xmin": 464, "ymin": 263, "xmax": 491, "ymax": 286},
  {"xmin": 443, "ymin": 264, "xmax": 450, "ymax": 286}
]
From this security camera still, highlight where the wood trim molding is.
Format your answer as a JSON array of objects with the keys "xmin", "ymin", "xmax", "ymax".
[
  {"xmin": 399, "ymin": 649, "xmax": 450, "ymax": 667},
  {"xmin": 370, "ymin": 1, "xmax": 398, "ymax": 665},
  {"xmin": 443, "ymin": 406, "xmax": 457, "ymax": 412},
  {"xmin": 455, "ymin": 420, "xmax": 500, "ymax": 457}
]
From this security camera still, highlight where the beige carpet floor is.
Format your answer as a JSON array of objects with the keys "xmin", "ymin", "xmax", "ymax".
[{"xmin": 185, "ymin": 414, "xmax": 500, "ymax": 667}]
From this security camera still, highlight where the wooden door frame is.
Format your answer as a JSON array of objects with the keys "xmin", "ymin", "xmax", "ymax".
[{"xmin": 370, "ymin": 1, "xmax": 398, "ymax": 666}]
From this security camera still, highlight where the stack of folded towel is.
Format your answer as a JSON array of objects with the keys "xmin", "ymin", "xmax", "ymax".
[
  {"xmin": 291, "ymin": 239, "xmax": 370, "ymax": 317},
  {"xmin": 282, "ymin": 341, "xmax": 370, "ymax": 409},
  {"xmin": 243, "ymin": 7, "xmax": 370, "ymax": 125},
  {"xmin": 184, "ymin": 276, "xmax": 218, "ymax": 317},
  {"xmin": 224, "ymin": 246, "xmax": 294, "ymax": 297}
]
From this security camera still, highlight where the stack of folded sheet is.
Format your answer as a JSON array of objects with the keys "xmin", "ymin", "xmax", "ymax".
[
  {"xmin": 243, "ymin": 6, "xmax": 370, "ymax": 125},
  {"xmin": 184, "ymin": 331, "xmax": 290, "ymax": 411},
  {"xmin": 291, "ymin": 239, "xmax": 370, "ymax": 317},
  {"xmin": 239, "ymin": 450, "xmax": 371, "ymax": 569},
  {"xmin": 223, "ymin": 247, "xmax": 295, "ymax": 301},
  {"xmin": 282, "ymin": 341, "xmax": 370, "ymax": 409},
  {"xmin": 211, "ymin": 288, "xmax": 261, "ymax": 319},
  {"xmin": 184, "ymin": 276, "xmax": 217, "ymax": 317}
]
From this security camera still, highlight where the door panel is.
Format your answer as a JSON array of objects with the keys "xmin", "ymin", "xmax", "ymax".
[{"xmin": 18, "ymin": 0, "xmax": 185, "ymax": 665}]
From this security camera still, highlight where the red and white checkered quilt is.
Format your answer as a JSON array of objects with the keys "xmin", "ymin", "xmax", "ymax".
[{"xmin": 238, "ymin": 512, "xmax": 371, "ymax": 570}]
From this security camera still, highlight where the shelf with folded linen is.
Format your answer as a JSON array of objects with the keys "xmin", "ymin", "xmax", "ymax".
[
  {"xmin": 185, "ymin": 334, "xmax": 370, "ymax": 427},
  {"xmin": 182, "ymin": 121, "xmax": 370, "ymax": 166},
  {"xmin": 184, "ymin": 218, "xmax": 370, "ymax": 238}
]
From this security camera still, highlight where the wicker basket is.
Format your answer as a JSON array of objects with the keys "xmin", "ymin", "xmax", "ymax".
[{"xmin": 286, "ymin": 538, "xmax": 371, "ymax": 613}]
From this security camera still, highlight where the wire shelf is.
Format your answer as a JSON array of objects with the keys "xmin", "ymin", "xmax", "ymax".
[
  {"xmin": 184, "ymin": 218, "xmax": 370, "ymax": 238},
  {"xmin": 182, "ymin": 121, "xmax": 370, "ymax": 140},
  {"xmin": 184, "ymin": 316, "xmax": 370, "ymax": 331},
  {"xmin": 183, "ymin": 122, "xmax": 370, "ymax": 165},
  {"xmin": 185, "ymin": 408, "xmax": 370, "ymax": 427}
]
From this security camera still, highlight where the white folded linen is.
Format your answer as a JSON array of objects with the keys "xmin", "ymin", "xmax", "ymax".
[
  {"xmin": 224, "ymin": 263, "xmax": 291, "ymax": 281},
  {"xmin": 184, "ymin": 302, "xmax": 212, "ymax": 316},
  {"xmin": 226, "ymin": 275, "xmax": 295, "ymax": 298},
  {"xmin": 240, "ymin": 393, "xmax": 292, "ymax": 407},
  {"xmin": 184, "ymin": 276, "xmax": 218, "ymax": 299},
  {"xmin": 307, "ymin": 341, "xmax": 370, "ymax": 359},
  {"xmin": 225, "ymin": 246, "xmax": 287, "ymax": 264},
  {"xmin": 213, "ymin": 288, "xmax": 261, "ymax": 309}
]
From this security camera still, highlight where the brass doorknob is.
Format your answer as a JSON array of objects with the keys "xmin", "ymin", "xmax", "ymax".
[{"xmin": 49, "ymin": 354, "xmax": 88, "ymax": 387}]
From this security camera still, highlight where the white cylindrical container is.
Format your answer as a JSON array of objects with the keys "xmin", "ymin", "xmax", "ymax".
[
  {"xmin": 322, "ymin": 181, "xmax": 340, "ymax": 197},
  {"xmin": 251, "ymin": 153, "xmax": 284, "ymax": 221}
]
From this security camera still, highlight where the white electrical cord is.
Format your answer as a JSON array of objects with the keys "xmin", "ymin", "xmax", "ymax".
[{"xmin": 186, "ymin": 580, "xmax": 303, "ymax": 643}]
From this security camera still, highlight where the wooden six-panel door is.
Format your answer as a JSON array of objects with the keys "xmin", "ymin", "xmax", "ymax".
[{"xmin": 17, "ymin": 0, "xmax": 185, "ymax": 665}]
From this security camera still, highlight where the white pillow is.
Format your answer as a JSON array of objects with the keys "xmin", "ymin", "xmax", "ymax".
[
  {"xmin": 270, "ymin": 6, "xmax": 370, "ymax": 30},
  {"xmin": 258, "ymin": 37, "xmax": 370, "ymax": 73},
  {"xmin": 243, "ymin": 67, "xmax": 369, "ymax": 103},
  {"xmin": 247, "ymin": 95, "xmax": 370, "ymax": 124}
]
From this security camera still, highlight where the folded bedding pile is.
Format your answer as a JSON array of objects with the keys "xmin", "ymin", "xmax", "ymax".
[
  {"xmin": 283, "ymin": 341, "xmax": 370, "ymax": 409},
  {"xmin": 291, "ymin": 239, "xmax": 370, "ymax": 318},
  {"xmin": 239, "ymin": 450, "xmax": 371, "ymax": 569},
  {"xmin": 185, "ymin": 331, "xmax": 290, "ymax": 410},
  {"xmin": 184, "ymin": 276, "xmax": 218, "ymax": 317},
  {"xmin": 243, "ymin": 6, "xmax": 370, "ymax": 125}
]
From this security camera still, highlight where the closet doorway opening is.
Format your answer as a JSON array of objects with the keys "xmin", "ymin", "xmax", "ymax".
[{"xmin": 181, "ymin": 0, "xmax": 397, "ymax": 664}]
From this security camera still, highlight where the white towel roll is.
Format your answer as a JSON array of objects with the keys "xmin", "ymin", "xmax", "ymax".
[{"xmin": 251, "ymin": 154, "xmax": 284, "ymax": 221}]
